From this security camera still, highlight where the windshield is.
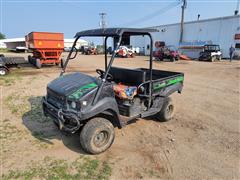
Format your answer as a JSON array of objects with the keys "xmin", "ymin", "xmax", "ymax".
[
  {"xmin": 166, "ymin": 45, "xmax": 177, "ymax": 51},
  {"xmin": 204, "ymin": 45, "xmax": 220, "ymax": 51}
]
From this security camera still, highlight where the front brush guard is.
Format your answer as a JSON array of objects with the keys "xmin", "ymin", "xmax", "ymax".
[
  {"xmin": 42, "ymin": 97, "xmax": 81, "ymax": 133},
  {"xmin": 57, "ymin": 109, "xmax": 81, "ymax": 133}
]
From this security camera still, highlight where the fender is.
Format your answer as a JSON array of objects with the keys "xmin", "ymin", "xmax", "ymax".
[
  {"xmin": 80, "ymin": 97, "xmax": 121, "ymax": 127},
  {"xmin": 0, "ymin": 65, "xmax": 9, "ymax": 71},
  {"xmin": 160, "ymin": 83, "xmax": 183, "ymax": 97}
]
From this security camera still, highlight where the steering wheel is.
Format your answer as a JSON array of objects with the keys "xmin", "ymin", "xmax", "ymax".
[{"xmin": 96, "ymin": 69, "xmax": 113, "ymax": 81}]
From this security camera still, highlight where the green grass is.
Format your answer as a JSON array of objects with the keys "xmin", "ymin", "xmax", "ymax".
[
  {"xmin": 0, "ymin": 119, "xmax": 27, "ymax": 157},
  {"xmin": 3, "ymin": 95, "xmax": 53, "ymax": 150},
  {"xmin": 2, "ymin": 156, "xmax": 112, "ymax": 180},
  {"xmin": 0, "ymin": 48, "xmax": 10, "ymax": 53},
  {"xmin": 0, "ymin": 70, "xmax": 22, "ymax": 86},
  {"xmin": 0, "ymin": 119, "xmax": 24, "ymax": 141},
  {"xmin": 143, "ymin": 168, "xmax": 162, "ymax": 178},
  {"xmin": 4, "ymin": 94, "xmax": 30, "ymax": 116}
]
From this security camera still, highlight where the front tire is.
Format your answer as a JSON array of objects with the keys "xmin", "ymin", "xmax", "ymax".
[
  {"xmin": 175, "ymin": 56, "xmax": 180, "ymax": 61},
  {"xmin": 155, "ymin": 97, "xmax": 174, "ymax": 122},
  {"xmin": 210, "ymin": 56, "xmax": 216, "ymax": 62},
  {"xmin": 80, "ymin": 117, "xmax": 115, "ymax": 154}
]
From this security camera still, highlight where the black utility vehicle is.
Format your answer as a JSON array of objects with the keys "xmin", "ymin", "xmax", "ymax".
[
  {"xmin": 43, "ymin": 28, "xmax": 184, "ymax": 154},
  {"xmin": 199, "ymin": 44, "xmax": 222, "ymax": 62}
]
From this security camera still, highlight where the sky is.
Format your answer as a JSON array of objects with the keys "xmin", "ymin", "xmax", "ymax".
[{"xmin": 0, "ymin": 0, "xmax": 239, "ymax": 39}]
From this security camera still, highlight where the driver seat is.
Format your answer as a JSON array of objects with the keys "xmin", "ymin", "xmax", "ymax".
[{"xmin": 113, "ymin": 83, "xmax": 137, "ymax": 100}]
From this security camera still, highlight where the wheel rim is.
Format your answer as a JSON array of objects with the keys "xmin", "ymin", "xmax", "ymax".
[
  {"xmin": 93, "ymin": 131, "xmax": 109, "ymax": 147},
  {"xmin": 166, "ymin": 104, "xmax": 174, "ymax": 117},
  {"xmin": 0, "ymin": 69, "xmax": 6, "ymax": 75}
]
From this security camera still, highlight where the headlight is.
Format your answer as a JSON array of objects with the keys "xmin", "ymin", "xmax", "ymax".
[
  {"xmin": 82, "ymin": 101, "xmax": 87, "ymax": 106},
  {"xmin": 71, "ymin": 101, "xmax": 77, "ymax": 109}
]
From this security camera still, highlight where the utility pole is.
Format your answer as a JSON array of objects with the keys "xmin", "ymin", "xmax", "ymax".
[
  {"xmin": 99, "ymin": 13, "xmax": 107, "ymax": 48},
  {"xmin": 99, "ymin": 12, "xmax": 107, "ymax": 29},
  {"xmin": 234, "ymin": 0, "xmax": 239, "ymax": 15},
  {"xmin": 179, "ymin": 0, "xmax": 187, "ymax": 43}
]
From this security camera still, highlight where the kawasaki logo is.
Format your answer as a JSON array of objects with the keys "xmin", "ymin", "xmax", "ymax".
[
  {"xmin": 68, "ymin": 83, "xmax": 98, "ymax": 99},
  {"xmin": 153, "ymin": 76, "xmax": 184, "ymax": 90}
]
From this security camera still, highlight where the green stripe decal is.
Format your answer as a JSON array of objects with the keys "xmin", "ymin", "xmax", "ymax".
[
  {"xmin": 68, "ymin": 83, "xmax": 97, "ymax": 99},
  {"xmin": 153, "ymin": 76, "xmax": 184, "ymax": 91}
]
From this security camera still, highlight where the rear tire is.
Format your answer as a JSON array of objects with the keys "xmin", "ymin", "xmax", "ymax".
[
  {"xmin": 35, "ymin": 59, "xmax": 42, "ymax": 69},
  {"xmin": 28, "ymin": 55, "xmax": 32, "ymax": 64},
  {"xmin": 0, "ymin": 68, "xmax": 7, "ymax": 76},
  {"xmin": 155, "ymin": 97, "xmax": 174, "ymax": 122},
  {"xmin": 80, "ymin": 117, "xmax": 115, "ymax": 154},
  {"xmin": 218, "ymin": 56, "xmax": 222, "ymax": 61},
  {"xmin": 126, "ymin": 54, "xmax": 131, "ymax": 58},
  {"xmin": 170, "ymin": 57, "xmax": 175, "ymax": 62},
  {"xmin": 60, "ymin": 58, "xmax": 65, "ymax": 68}
]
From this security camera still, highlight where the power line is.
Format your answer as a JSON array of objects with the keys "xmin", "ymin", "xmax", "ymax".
[
  {"xmin": 115, "ymin": 1, "xmax": 181, "ymax": 27},
  {"xmin": 235, "ymin": 0, "xmax": 239, "ymax": 15}
]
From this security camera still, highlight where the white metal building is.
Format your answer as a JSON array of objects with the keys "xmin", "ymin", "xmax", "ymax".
[
  {"xmin": 131, "ymin": 15, "xmax": 240, "ymax": 58},
  {"xmin": 64, "ymin": 38, "xmax": 88, "ymax": 49},
  {"xmin": 0, "ymin": 38, "xmax": 88, "ymax": 51}
]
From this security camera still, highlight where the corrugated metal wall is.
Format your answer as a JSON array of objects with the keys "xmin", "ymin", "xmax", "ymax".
[{"xmin": 131, "ymin": 15, "xmax": 240, "ymax": 58}]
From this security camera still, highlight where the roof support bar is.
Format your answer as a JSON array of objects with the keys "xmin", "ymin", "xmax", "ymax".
[
  {"xmin": 92, "ymin": 35, "xmax": 123, "ymax": 105},
  {"xmin": 60, "ymin": 36, "xmax": 79, "ymax": 76},
  {"xmin": 104, "ymin": 36, "xmax": 108, "ymax": 71},
  {"xmin": 148, "ymin": 33, "xmax": 153, "ymax": 109}
]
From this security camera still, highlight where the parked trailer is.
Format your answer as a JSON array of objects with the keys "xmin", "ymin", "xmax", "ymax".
[
  {"xmin": 0, "ymin": 54, "xmax": 26, "ymax": 76},
  {"xmin": 25, "ymin": 32, "xmax": 64, "ymax": 68}
]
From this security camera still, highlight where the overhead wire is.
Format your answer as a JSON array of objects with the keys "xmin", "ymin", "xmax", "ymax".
[{"xmin": 110, "ymin": 0, "xmax": 181, "ymax": 27}]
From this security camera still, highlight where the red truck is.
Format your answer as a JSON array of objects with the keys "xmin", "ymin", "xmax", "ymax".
[{"xmin": 153, "ymin": 41, "xmax": 180, "ymax": 62}]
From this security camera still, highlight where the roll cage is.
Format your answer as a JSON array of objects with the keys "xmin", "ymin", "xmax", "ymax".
[{"xmin": 60, "ymin": 28, "xmax": 158, "ymax": 108}]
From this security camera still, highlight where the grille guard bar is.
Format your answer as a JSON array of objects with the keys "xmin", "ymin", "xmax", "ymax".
[{"xmin": 42, "ymin": 97, "xmax": 81, "ymax": 133}]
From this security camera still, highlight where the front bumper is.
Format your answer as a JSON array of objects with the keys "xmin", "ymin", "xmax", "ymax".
[{"xmin": 42, "ymin": 97, "xmax": 81, "ymax": 133}]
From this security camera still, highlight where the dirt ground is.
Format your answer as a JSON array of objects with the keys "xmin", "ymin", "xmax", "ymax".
[{"xmin": 0, "ymin": 52, "xmax": 239, "ymax": 179}]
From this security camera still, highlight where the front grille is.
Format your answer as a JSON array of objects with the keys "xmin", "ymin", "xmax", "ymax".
[{"xmin": 47, "ymin": 88, "xmax": 65, "ymax": 108}]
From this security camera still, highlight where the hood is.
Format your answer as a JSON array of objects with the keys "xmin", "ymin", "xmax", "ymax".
[{"xmin": 47, "ymin": 72, "xmax": 99, "ymax": 97}]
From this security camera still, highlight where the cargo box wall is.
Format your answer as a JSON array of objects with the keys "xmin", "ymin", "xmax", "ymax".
[{"xmin": 25, "ymin": 32, "xmax": 64, "ymax": 49}]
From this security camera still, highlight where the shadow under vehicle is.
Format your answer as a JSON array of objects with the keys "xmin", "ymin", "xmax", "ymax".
[
  {"xmin": 42, "ymin": 28, "xmax": 184, "ymax": 154},
  {"xmin": 199, "ymin": 44, "xmax": 222, "ymax": 62}
]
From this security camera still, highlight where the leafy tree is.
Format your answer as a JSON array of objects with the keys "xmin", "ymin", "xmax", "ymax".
[{"xmin": 0, "ymin": 32, "xmax": 6, "ymax": 39}]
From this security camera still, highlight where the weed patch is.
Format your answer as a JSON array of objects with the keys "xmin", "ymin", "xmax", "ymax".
[
  {"xmin": 2, "ymin": 156, "xmax": 112, "ymax": 180},
  {"xmin": 0, "ymin": 120, "xmax": 27, "ymax": 158},
  {"xmin": 5, "ymin": 94, "xmax": 29, "ymax": 116},
  {"xmin": 0, "ymin": 71, "xmax": 22, "ymax": 86}
]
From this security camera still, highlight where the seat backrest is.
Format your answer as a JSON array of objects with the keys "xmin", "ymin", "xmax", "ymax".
[{"xmin": 109, "ymin": 67, "xmax": 146, "ymax": 86}]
